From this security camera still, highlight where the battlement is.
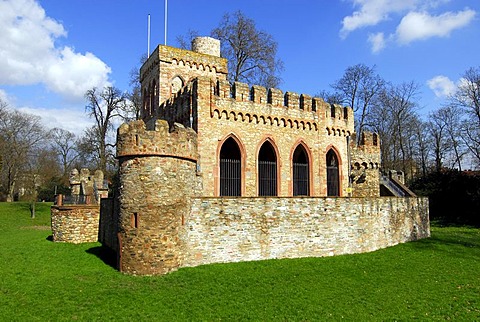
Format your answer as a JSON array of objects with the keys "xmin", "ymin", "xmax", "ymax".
[
  {"xmin": 351, "ymin": 132, "xmax": 380, "ymax": 153},
  {"xmin": 116, "ymin": 119, "xmax": 198, "ymax": 162},
  {"xmin": 211, "ymin": 79, "xmax": 354, "ymax": 134},
  {"xmin": 216, "ymin": 80, "xmax": 350, "ymax": 113}
]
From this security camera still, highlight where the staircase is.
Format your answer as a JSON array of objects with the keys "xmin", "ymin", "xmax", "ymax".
[{"xmin": 380, "ymin": 171, "xmax": 416, "ymax": 197}]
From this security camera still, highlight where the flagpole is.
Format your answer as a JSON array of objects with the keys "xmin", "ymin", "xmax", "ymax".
[
  {"xmin": 164, "ymin": 0, "xmax": 168, "ymax": 45},
  {"xmin": 147, "ymin": 14, "xmax": 151, "ymax": 58}
]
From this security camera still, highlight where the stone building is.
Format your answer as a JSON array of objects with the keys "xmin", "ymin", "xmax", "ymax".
[{"xmin": 96, "ymin": 37, "xmax": 430, "ymax": 275}]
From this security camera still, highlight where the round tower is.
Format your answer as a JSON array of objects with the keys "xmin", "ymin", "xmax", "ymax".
[
  {"xmin": 191, "ymin": 36, "xmax": 221, "ymax": 57},
  {"xmin": 116, "ymin": 119, "xmax": 198, "ymax": 275}
]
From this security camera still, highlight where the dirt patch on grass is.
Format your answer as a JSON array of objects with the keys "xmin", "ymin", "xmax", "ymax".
[{"xmin": 20, "ymin": 226, "xmax": 51, "ymax": 231}]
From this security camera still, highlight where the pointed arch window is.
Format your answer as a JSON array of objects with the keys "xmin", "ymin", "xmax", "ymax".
[
  {"xmin": 143, "ymin": 88, "xmax": 148, "ymax": 117},
  {"xmin": 293, "ymin": 145, "xmax": 310, "ymax": 196},
  {"xmin": 150, "ymin": 81, "xmax": 156, "ymax": 115},
  {"xmin": 258, "ymin": 141, "xmax": 277, "ymax": 196},
  {"xmin": 171, "ymin": 76, "xmax": 184, "ymax": 94},
  {"xmin": 326, "ymin": 149, "xmax": 340, "ymax": 196},
  {"xmin": 220, "ymin": 138, "xmax": 241, "ymax": 196}
]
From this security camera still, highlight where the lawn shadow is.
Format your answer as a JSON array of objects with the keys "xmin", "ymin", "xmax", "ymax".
[
  {"xmin": 46, "ymin": 235, "xmax": 53, "ymax": 242},
  {"xmin": 409, "ymin": 230, "xmax": 480, "ymax": 260},
  {"xmin": 86, "ymin": 245, "xmax": 118, "ymax": 270}
]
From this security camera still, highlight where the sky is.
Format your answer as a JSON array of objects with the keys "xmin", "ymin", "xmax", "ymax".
[{"xmin": 0, "ymin": 0, "xmax": 479, "ymax": 136}]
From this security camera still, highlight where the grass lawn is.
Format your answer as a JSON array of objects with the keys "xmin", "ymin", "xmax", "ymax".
[{"xmin": 0, "ymin": 202, "xmax": 479, "ymax": 321}]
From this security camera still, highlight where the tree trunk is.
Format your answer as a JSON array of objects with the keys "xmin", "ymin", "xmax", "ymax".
[
  {"xmin": 30, "ymin": 201, "xmax": 36, "ymax": 219},
  {"xmin": 7, "ymin": 180, "xmax": 15, "ymax": 202}
]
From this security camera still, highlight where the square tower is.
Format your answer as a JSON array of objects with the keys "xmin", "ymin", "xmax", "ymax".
[{"xmin": 140, "ymin": 37, "xmax": 228, "ymax": 120}]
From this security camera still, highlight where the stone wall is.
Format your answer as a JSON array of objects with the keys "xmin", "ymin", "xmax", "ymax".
[
  {"xmin": 182, "ymin": 196, "xmax": 429, "ymax": 268},
  {"xmin": 51, "ymin": 205, "xmax": 100, "ymax": 243}
]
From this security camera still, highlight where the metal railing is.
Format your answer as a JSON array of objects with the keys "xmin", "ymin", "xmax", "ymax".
[
  {"xmin": 258, "ymin": 160, "xmax": 277, "ymax": 196},
  {"xmin": 380, "ymin": 174, "xmax": 406, "ymax": 197},
  {"xmin": 293, "ymin": 163, "xmax": 309, "ymax": 196},
  {"xmin": 220, "ymin": 158, "xmax": 241, "ymax": 196}
]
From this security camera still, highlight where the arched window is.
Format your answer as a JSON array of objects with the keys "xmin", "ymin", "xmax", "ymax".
[
  {"xmin": 326, "ymin": 149, "xmax": 340, "ymax": 196},
  {"xmin": 219, "ymin": 138, "xmax": 241, "ymax": 196},
  {"xmin": 293, "ymin": 145, "xmax": 309, "ymax": 196},
  {"xmin": 143, "ymin": 88, "xmax": 148, "ymax": 117},
  {"xmin": 150, "ymin": 81, "xmax": 156, "ymax": 114},
  {"xmin": 258, "ymin": 141, "xmax": 277, "ymax": 196},
  {"xmin": 171, "ymin": 76, "xmax": 183, "ymax": 94}
]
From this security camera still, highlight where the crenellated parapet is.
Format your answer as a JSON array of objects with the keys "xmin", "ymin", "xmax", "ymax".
[
  {"xmin": 350, "ymin": 132, "xmax": 381, "ymax": 169},
  {"xmin": 117, "ymin": 119, "xmax": 198, "ymax": 162},
  {"xmin": 210, "ymin": 78, "xmax": 354, "ymax": 135}
]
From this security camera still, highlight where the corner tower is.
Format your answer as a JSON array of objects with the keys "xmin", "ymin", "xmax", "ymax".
[
  {"xmin": 140, "ymin": 37, "xmax": 228, "ymax": 121},
  {"xmin": 116, "ymin": 119, "xmax": 198, "ymax": 275}
]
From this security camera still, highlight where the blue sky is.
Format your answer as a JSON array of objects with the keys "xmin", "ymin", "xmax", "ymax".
[{"xmin": 0, "ymin": 0, "xmax": 478, "ymax": 135}]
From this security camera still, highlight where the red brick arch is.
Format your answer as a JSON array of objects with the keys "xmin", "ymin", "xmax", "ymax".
[
  {"xmin": 289, "ymin": 140, "xmax": 314, "ymax": 196},
  {"xmin": 214, "ymin": 133, "xmax": 246, "ymax": 196}
]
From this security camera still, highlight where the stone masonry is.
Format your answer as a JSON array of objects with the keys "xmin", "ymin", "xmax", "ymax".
[{"xmin": 51, "ymin": 205, "xmax": 100, "ymax": 243}]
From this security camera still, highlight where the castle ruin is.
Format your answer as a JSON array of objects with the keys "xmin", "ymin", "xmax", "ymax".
[{"xmin": 54, "ymin": 37, "xmax": 430, "ymax": 275}]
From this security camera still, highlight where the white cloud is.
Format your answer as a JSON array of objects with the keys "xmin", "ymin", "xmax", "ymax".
[
  {"xmin": 340, "ymin": 0, "xmax": 418, "ymax": 37},
  {"xmin": 396, "ymin": 9, "xmax": 476, "ymax": 44},
  {"xmin": 0, "ymin": 89, "xmax": 12, "ymax": 105},
  {"xmin": 427, "ymin": 75, "xmax": 456, "ymax": 98},
  {"xmin": 0, "ymin": 0, "xmax": 111, "ymax": 101},
  {"xmin": 368, "ymin": 32, "xmax": 386, "ymax": 53},
  {"xmin": 18, "ymin": 105, "xmax": 93, "ymax": 136},
  {"xmin": 341, "ymin": 1, "xmax": 476, "ymax": 51}
]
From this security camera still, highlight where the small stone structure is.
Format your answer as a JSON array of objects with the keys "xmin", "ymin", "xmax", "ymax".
[
  {"xmin": 51, "ymin": 205, "xmax": 100, "ymax": 243},
  {"xmin": 50, "ymin": 169, "xmax": 108, "ymax": 243},
  {"xmin": 69, "ymin": 168, "xmax": 109, "ymax": 203}
]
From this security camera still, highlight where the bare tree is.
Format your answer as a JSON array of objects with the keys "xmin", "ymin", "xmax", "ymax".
[
  {"xmin": 22, "ymin": 147, "xmax": 60, "ymax": 218},
  {"xmin": 0, "ymin": 101, "xmax": 48, "ymax": 202},
  {"xmin": 428, "ymin": 106, "xmax": 466, "ymax": 171},
  {"xmin": 50, "ymin": 128, "xmax": 79, "ymax": 182},
  {"xmin": 176, "ymin": 29, "xmax": 199, "ymax": 50},
  {"xmin": 449, "ymin": 67, "xmax": 480, "ymax": 167},
  {"xmin": 84, "ymin": 86, "xmax": 128, "ymax": 174},
  {"xmin": 316, "ymin": 90, "xmax": 344, "ymax": 105},
  {"xmin": 370, "ymin": 81, "xmax": 421, "ymax": 178},
  {"xmin": 125, "ymin": 54, "xmax": 148, "ymax": 122},
  {"xmin": 427, "ymin": 113, "xmax": 449, "ymax": 172},
  {"xmin": 412, "ymin": 118, "xmax": 431, "ymax": 177},
  {"xmin": 211, "ymin": 11, "xmax": 284, "ymax": 88},
  {"xmin": 331, "ymin": 64, "xmax": 385, "ymax": 143}
]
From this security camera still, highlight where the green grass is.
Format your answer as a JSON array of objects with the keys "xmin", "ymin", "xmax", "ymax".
[{"xmin": 0, "ymin": 202, "xmax": 479, "ymax": 321}]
